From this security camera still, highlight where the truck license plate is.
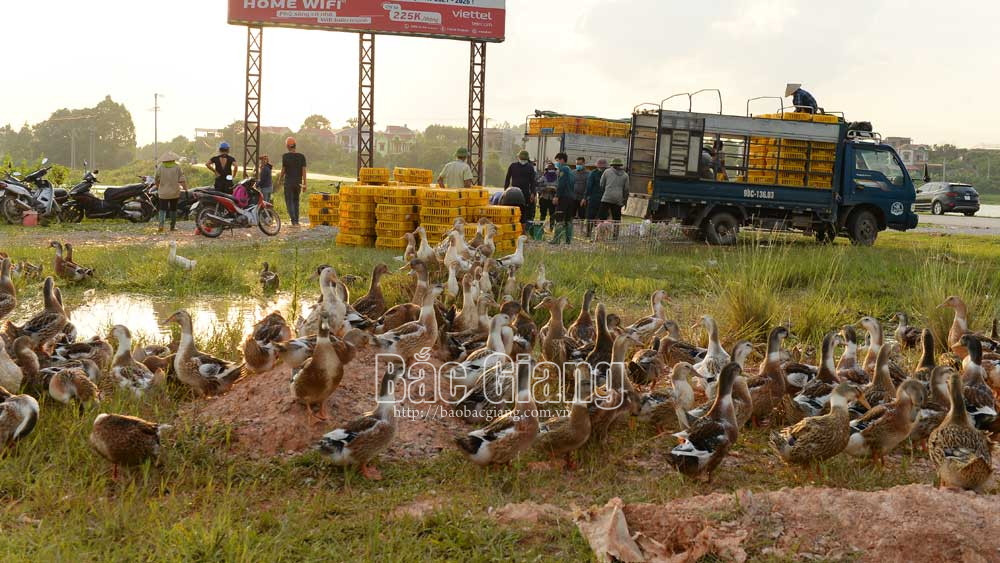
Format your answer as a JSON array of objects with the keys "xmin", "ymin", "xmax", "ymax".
[{"xmin": 743, "ymin": 189, "xmax": 775, "ymax": 200}]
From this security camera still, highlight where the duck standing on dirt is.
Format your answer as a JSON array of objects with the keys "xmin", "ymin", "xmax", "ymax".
[
  {"xmin": 297, "ymin": 267, "xmax": 347, "ymax": 337},
  {"xmin": 638, "ymin": 362, "xmax": 697, "ymax": 434},
  {"xmin": 692, "ymin": 315, "xmax": 730, "ymax": 394},
  {"xmin": 89, "ymin": 413, "xmax": 171, "ymax": 481},
  {"xmin": 957, "ymin": 335, "xmax": 998, "ymax": 430},
  {"xmin": 668, "ymin": 362, "xmax": 741, "ymax": 482},
  {"xmin": 771, "ymin": 382, "xmax": 867, "ymax": 469},
  {"xmin": 0, "ymin": 388, "xmax": 39, "ymax": 451},
  {"xmin": 47, "ymin": 366, "xmax": 100, "ymax": 410},
  {"xmin": 908, "ymin": 367, "xmax": 952, "ymax": 450},
  {"xmin": 913, "ymin": 329, "xmax": 937, "ymax": 382},
  {"xmin": 243, "ymin": 312, "xmax": 292, "ymax": 373},
  {"xmin": 371, "ymin": 286, "xmax": 443, "ymax": 367},
  {"xmin": 315, "ymin": 368, "xmax": 402, "ymax": 480},
  {"xmin": 166, "ymin": 310, "xmax": 245, "ymax": 397},
  {"xmin": 454, "ymin": 360, "xmax": 539, "ymax": 467},
  {"xmin": 19, "ymin": 277, "xmax": 68, "ymax": 351},
  {"xmin": 291, "ymin": 312, "xmax": 343, "ymax": 421},
  {"xmin": 836, "ymin": 325, "xmax": 867, "ymax": 385},
  {"xmin": 894, "ymin": 313, "xmax": 921, "ymax": 350},
  {"xmin": 786, "ymin": 332, "xmax": 843, "ymax": 422},
  {"xmin": 928, "ymin": 368, "xmax": 994, "ymax": 491},
  {"xmin": 0, "ymin": 258, "xmax": 15, "ymax": 322}
]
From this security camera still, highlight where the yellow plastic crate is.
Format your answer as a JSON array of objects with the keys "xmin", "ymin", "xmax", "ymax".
[
  {"xmin": 339, "ymin": 209, "xmax": 377, "ymax": 221},
  {"xmin": 757, "ymin": 113, "xmax": 781, "ymax": 120},
  {"xmin": 811, "ymin": 141, "xmax": 837, "ymax": 150},
  {"xmin": 309, "ymin": 206, "xmax": 339, "ymax": 217},
  {"xmin": 340, "ymin": 184, "xmax": 379, "ymax": 198},
  {"xmin": 421, "ymin": 223, "xmax": 455, "ymax": 237},
  {"xmin": 464, "ymin": 207, "xmax": 485, "ymax": 220},
  {"xmin": 339, "ymin": 216, "xmax": 375, "ymax": 229},
  {"xmin": 420, "ymin": 188, "xmax": 463, "ymax": 202},
  {"xmin": 359, "ymin": 168, "xmax": 390, "ymax": 184},
  {"xmin": 376, "ymin": 225, "xmax": 416, "ymax": 238},
  {"xmin": 811, "ymin": 114, "xmax": 839, "ymax": 124},
  {"xmin": 376, "ymin": 204, "xmax": 419, "ymax": 214},
  {"xmin": 778, "ymin": 173, "xmax": 805, "ymax": 186},
  {"xmin": 750, "ymin": 136, "xmax": 776, "ymax": 146},
  {"xmin": 810, "ymin": 149, "xmax": 837, "ymax": 162},
  {"xmin": 584, "ymin": 122, "xmax": 609, "ymax": 136},
  {"xmin": 777, "ymin": 159, "xmax": 806, "ymax": 172},
  {"xmin": 308, "ymin": 192, "xmax": 340, "ymax": 205},
  {"xmin": 464, "ymin": 197, "xmax": 489, "ymax": 208},
  {"xmin": 376, "ymin": 237, "xmax": 409, "ymax": 250},
  {"xmin": 494, "ymin": 241, "xmax": 516, "ymax": 255},
  {"xmin": 808, "ymin": 161, "xmax": 834, "ymax": 173},
  {"xmin": 767, "ymin": 148, "xmax": 807, "ymax": 160},
  {"xmin": 479, "ymin": 206, "xmax": 521, "ymax": 221},
  {"xmin": 308, "ymin": 215, "xmax": 338, "ymax": 227},
  {"xmin": 748, "ymin": 157, "xmax": 774, "ymax": 171},
  {"xmin": 778, "ymin": 139, "xmax": 809, "ymax": 148},
  {"xmin": 339, "ymin": 201, "xmax": 377, "ymax": 213},
  {"xmin": 420, "ymin": 206, "xmax": 465, "ymax": 219},
  {"xmin": 808, "ymin": 177, "xmax": 834, "ymax": 189},
  {"xmin": 747, "ymin": 173, "xmax": 774, "ymax": 185},
  {"xmin": 782, "ymin": 112, "xmax": 813, "ymax": 122},
  {"xmin": 374, "ymin": 187, "xmax": 422, "ymax": 204},
  {"xmin": 336, "ymin": 235, "xmax": 375, "ymax": 247},
  {"xmin": 461, "ymin": 187, "xmax": 490, "ymax": 200},
  {"xmin": 378, "ymin": 212, "xmax": 420, "ymax": 223},
  {"xmin": 339, "ymin": 225, "xmax": 376, "ymax": 236}
]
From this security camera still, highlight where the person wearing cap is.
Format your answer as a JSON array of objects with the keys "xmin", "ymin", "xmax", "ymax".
[
  {"xmin": 786, "ymin": 83, "xmax": 818, "ymax": 114},
  {"xmin": 504, "ymin": 149, "xmax": 536, "ymax": 226},
  {"xmin": 550, "ymin": 152, "xmax": 576, "ymax": 244},
  {"xmin": 437, "ymin": 147, "xmax": 475, "ymax": 189},
  {"xmin": 258, "ymin": 155, "xmax": 274, "ymax": 203},
  {"xmin": 155, "ymin": 151, "xmax": 188, "ymax": 233},
  {"xmin": 277, "ymin": 137, "xmax": 307, "ymax": 226},
  {"xmin": 599, "ymin": 158, "xmax": 630, "ymax": 238},
  {"xmin": 584, "ymin": 158, "xmax": 609, "ymax": 236},
  {"xmin": 206, "ymin": 142, "xmax": 238, "ymax": 193}
]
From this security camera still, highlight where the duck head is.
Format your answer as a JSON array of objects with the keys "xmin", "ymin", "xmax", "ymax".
[
  {"xmin": 830, "ymin": 382, "xmax": 867, "ymax": 411},
  {"xmin": 165, "ymin": 310, "xmax": 193, "ymax": 332},
  {"xmin": 730, "ymin": 340, "xmax": 753, "ymax": 367},
  {"xmin": 938, "ymin": 295, "xmax": 965, "ymax": 311}
]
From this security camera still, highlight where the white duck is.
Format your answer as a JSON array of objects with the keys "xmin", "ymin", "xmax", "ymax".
[
  {"xmin": 444, "ymin": 231, "xmax": 473, "ymax": 273},
  {"xmin": 692, "ymin": 315, "xmax": 730, "ymax": 392},
  {"xmin": 497, "ymin": 235, "xmax": 528, "ymax": 273},
  {"xmin": 445, "ymin": 262, "xmax": 460, "ymax": 301},
  {"xmin": 443, "ymin": 313, "xmax": 512, "ymax": 390},
  {"xmin": 297, "ymin": 268, "xmax": 347, "ymax": 337},
  {"xmin": 167, "ymin": 241, "xmax": 196, "ymax": 271},
  {"xmin": 108, "ymin": 325, "xmax": 160, "ymax": 397},
  {"xmin": 414, "ymin": 227, "xmax": 435, "ymax": 264}
]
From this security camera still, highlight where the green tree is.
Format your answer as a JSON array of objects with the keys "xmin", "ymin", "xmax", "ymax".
[
  {"xmin": 31, "ymin": 96, "xmax": 135, "ymax": 169},
  {"xmin": 301, "ymin": 114, "xmax": 332, "ymax": 132}
]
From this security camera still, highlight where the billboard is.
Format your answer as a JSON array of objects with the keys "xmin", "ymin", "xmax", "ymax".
[{"xmin": 229, "ymin": 0, "xmax": 506, "ymax": 43}]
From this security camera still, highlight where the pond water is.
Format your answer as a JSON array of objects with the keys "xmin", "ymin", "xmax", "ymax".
[{"xmin": 13, "ymin": 293, "xmax": 298, "ymax": 344}]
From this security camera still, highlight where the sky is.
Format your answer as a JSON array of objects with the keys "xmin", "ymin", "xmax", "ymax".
[{"xmin": 3, "ymin": 0, "xmax": 998, "ymax": 148}]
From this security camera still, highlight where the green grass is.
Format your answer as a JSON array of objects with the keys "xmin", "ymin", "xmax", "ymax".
[{"xmin": 2, "ymin": 229, "xmax": 1000, "ymax": 560}]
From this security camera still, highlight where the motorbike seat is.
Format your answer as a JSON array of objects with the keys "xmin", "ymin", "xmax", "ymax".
[
  {"xmin": 103, "ymin": 184, "xmax": 144, "ymax": 201},
  {"xmin": 53, "ymin": 188, "xmax": 68, "ymax": 198},
  {"xmin": 201, "ymin": 189, "xmax": 237, "ymax": 200}
]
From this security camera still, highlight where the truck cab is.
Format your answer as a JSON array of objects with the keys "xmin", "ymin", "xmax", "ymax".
[{"xmin": 628, "ymin": 105, "xmax": 918, "ymax": 245}]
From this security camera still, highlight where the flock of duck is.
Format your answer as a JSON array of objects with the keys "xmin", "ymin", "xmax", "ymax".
[{"xmin": 0, "ymin": 229, "xmax": 998, "ymax": 492}]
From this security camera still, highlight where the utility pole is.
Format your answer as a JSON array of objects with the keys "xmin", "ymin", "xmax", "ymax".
[{"xmin": 153, "ymin": 93, "xmax": 161, "ymax": 162}]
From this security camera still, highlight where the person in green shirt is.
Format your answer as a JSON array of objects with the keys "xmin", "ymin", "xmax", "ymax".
[
  {"xmin": 437, "ymin": 147, "xmax": 475, "ymax": 188},
  {"xmin": 550, "ymin": 152, "xmax": 576, "ymax": 244}
]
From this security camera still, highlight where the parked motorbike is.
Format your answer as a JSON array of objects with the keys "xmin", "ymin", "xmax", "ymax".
[
  {"xmin": 61, "ymin": 170, "xmax": 156, "ymax": 223},
  {"xmin": 192, "ymin": 177, "xmax": 281, "ymax": 238},
  {"xmin": 0, "ymin": 158, "xmax": 62, "ymax": 224},
  {"xmin": 148, "ymin": 184, "xmax": 201, "ymax": 221}
]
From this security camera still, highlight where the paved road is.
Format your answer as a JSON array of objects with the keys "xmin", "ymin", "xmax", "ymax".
[{"xmin": 918, "ymin": 212, "xmax": 1000, "ymax": 235}]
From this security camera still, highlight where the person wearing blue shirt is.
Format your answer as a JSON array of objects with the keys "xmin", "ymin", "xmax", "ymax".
[
  {"xmin": 258, "ymin": 155, "xmax": 274, "ymax": 203},
  {"xmin": 786, "ymin": 83, "xmax": 818, "ymax": 114},
  {"xmin": 550, "ymin": 152, "xmax": 576, "ymax": 244}
]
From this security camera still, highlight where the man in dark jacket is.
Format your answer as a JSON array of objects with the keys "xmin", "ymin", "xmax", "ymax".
[
  {"xmin": 550, "ymin": 152, "xmax": 575, "ymax": 244},
  {"xmin": 584, "ymin": 158, "xmax": 608, "ymax": 236},
  {"xmin": 504, "ymin": 150, "xmax": 536, "ymax": 224},
  {"xmin": 573, "ymin": 157, "xmax": 588, "ymax": 219}
]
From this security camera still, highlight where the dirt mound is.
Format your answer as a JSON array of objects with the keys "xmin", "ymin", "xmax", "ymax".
[
  {"xmin": 575, "ymin": 486, "xmax": 1000, "ymax": 562},
  {"xmin": 186, "ymin": 347, "xmax": 468, "ymax": 460}
]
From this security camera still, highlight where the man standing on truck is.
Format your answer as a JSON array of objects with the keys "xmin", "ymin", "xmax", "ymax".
[
  {"xmin": 600, "ymin": 158, "xmax": 629, "ymax": 238},
  {"xmin": 573, "ymin": 157, "xmax": 589, "ymax": 219},
  {"xmin": 504, "ymin": 150, "xmax": 536, "ymax": 222},
  {"xmin": 438, "ymin": 147, "xmax": 475, "ymax": 188},
  {"xmin": 551, "ymin": 152, "xmax": 576, "ymax": 244},
  {"xmin": 584, "ymin": 158, "xmax": 608, "ymax": 237},
  {"xmin": 785, "ymin": 83, "xmax": 818, "ymax": 114}
]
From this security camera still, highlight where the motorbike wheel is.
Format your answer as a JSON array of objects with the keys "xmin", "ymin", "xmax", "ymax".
[
  {"xmin": 257, "ymin": 207, "xmax": 282, "ymax": 236},
  {"xmin": 61, "ymin": 205, "xmax": 84, "ymax": 223},
  {"xmin": 1, "ymin": 197, "xmax": 21, "ymax": 224},
  {"xmin": 195, "ymin": 205, "xmax": 225, "ymax": 238},
  {"xmin": 127, "ymin": 201, "xmax": 156, "ymax": 223}
]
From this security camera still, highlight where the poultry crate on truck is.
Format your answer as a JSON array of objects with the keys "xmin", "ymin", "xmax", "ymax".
[
  {"xmin": 626, "ymin": 102, "xmax": 919, "ymax": 246},
  {"xmin": 523, "ymin": 112, "xmax": 630, "ymax": 167}
]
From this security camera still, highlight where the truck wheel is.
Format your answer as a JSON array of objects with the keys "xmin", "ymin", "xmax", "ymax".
[
  {"xmin": 848, "ymin": 210, "xmax": 878, "ymax": 246},
  {"xmin": 705, "ymin": 212, "xmax": 740, "ymax": 246},
  {"xmin": 931, "ymin": 201, "xmax": 944, "ymax": 215}
]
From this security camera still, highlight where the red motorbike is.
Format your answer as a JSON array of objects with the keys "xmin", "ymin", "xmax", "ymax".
[{"xmin": 191, "ymin": 176, "xmax": 281, "ymax": 238}]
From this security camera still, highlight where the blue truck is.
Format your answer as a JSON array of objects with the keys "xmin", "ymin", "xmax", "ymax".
[{"xmin": 626, "ymin": 106, "xmax": 920, "ymax": 245}]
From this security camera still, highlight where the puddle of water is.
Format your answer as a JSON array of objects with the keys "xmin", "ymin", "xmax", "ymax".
[{"xmin": 13, "ymin": 293, "xmax": 299, "ymax": 344}]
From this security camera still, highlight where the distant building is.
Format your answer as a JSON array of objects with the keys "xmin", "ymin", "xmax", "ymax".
[
  {"xmin": 261, "ymin": 126, "xmax": 292, "ymax": 136},
  {"xmin": 195, "ymin": 128, "xmax": 223, "ymax": 139},
  {"xmin": 885, "ymin": 136, "xmax": 929, "ymax": 175},
  {"xmin": 485, "ymin": 127, "xmax": 519, "ymax": 158},
  {"xmin": 334, "ymin": 127, "xmax": 359, "ymax": 152},
  {"xmin": 333, "ymin": 125, "xmax": 417, "ymax": 155}
]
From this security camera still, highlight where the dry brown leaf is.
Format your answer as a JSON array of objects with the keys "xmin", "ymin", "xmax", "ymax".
[{"xmin": 575, "ymin": 497, "xmax": 645, "ymax": 563}]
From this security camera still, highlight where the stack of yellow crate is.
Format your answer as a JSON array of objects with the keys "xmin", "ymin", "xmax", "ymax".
[
  {"xmin": 419, "ymin": 188, "xmax": 465, "ymax": 245},
  {"xmin": 374, "ymin": 186, "xmax": 421, "ymax": 250},
  {"xmin": 478, "ymin": 206, "xmax": 522, "ymax": 255},
  {"xmin": 807, "ymin": 142, "xmax": 836, "ymax": 188},
  {"xmin": 307, "ymin": 192, "xmax": 340, "ymax": 228},
  {"xmin": 337, "ymin": 184, "xmax": 378, "ymax": 247},
  {"xmin": 460, "ymin": 187, "xmax": 490, "ymax": 223},
  {"xmin": 528, "ymin": 117, "xmax": 631, "ymax": 139},
  {"xmin": 393, "ymin": 167, "xmax": 434, "ymax": 186}
]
